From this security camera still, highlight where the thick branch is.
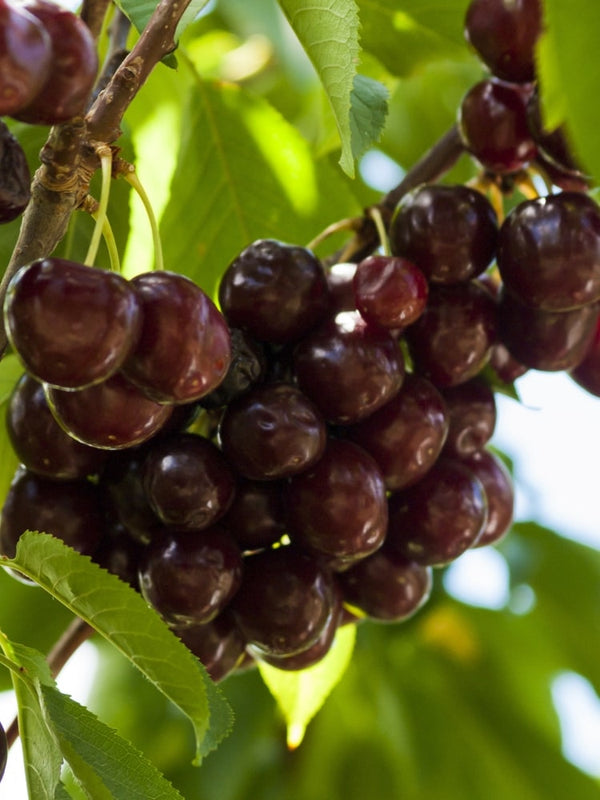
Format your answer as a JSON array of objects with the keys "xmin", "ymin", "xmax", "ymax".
[{"xmin": 86, "ymin": 0, "xmax": 193, "ymax": 143}]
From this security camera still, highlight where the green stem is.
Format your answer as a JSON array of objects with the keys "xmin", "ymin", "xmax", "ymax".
[
  {"xmin": 124, "ymin": 170, "xmax": 164, "ymax": 272},
  {"xmin": 92, "ymin": 211, "xmax": 121, "ymax": 272},
  {"xmin": 84, "ymin": 146, "xmax": 113, "ymax": 266},
  {"xmin": 368, "ymin": 206, "xmax": 391, "ymax": 256}
]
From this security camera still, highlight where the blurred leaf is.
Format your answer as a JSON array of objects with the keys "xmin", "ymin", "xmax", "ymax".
[
  {"xmin": 277, "ymin": 0, "xmax": 361, "ymax": 175},
  {"xmin": 258, "ymin": 624, "xmax": 356, "ymax": 748},
  {"xmin": 537, "ymin": 0, "xmax": 600, "ymax": 182},
  {"xmin": 1, "ymin": 532, "xmax": 233, "ymax": 764},
  {"xmin": 159, "ymin": 77, "xmax": 360, "ymax": 299},
  {"xmin": 358, "ymin": 0, "xmax": 473, "ymax": 77}
]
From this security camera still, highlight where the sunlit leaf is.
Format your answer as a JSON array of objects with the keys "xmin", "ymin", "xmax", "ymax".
[
  {"xmin": 257, "ymin": 624, "xmax": 356, "ymax": 748},
  {"xmin": 349, "ymin": 75, "xmax": 389, "ymax": 163}
]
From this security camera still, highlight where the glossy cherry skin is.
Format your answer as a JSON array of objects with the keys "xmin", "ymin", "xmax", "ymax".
[
  {"xmin": 387, "ymin": 459, "xmax": 488, "ymax": 567},
  {"xmin": 338, "ymin": 546, "xmax": 432, "ymax": 622},
  {"xmin": 463, "ymin": 449, "xmax": 514, "ymax": 548},
  {"xmin": 326, "ymin": 262, "xmax": 358, "ymax": 314},
  {"xmin": 46, "ymin": 372, "xmax": 173, "ymax": 450},
  {"xmin": 0, "ymin": 0, "xmax": 51, "ymax": 116},
  {"xmin": 4, "ymin": 259, "xmax": 142, "ymax": 389},
  {"xmin": 219, "ymin": 382, "xmax": 326, "ymax": 480},
  {"xmin": 14, "ymin": 0, "xmax": 98, "ymax": 124},
  {"xmin": 139, "ymin": 526, "xmax": 243, "ymax": 627},
  {"xmin": 497, "ymin": 289, "xmax": 600, "ymax": 371},
  {"xmin": 221, "ymin": 479, "xmax": 287, "ymax": 551},
  {"xmin": 0, "ymin": 120, "xmax": 31, "ymax": 222},
  {"xmin": 353, "ymin": 255, "xmax": 428, "ymax": 328},
  {"xmin": 0, "ymin": 467, "xmax": 105, "ymax": 559},
  {"xmin": 464, "ymin": 0, "xmax": 542, "ymax": 83},
  {"xmin": 93, "ymin": 522, "xmax": 145, "ymax": 590},
  {"xmin": 7, "ymin": 373, "xmax": 107, "ymax": 480},
  {"xmin": 404, "ymin": 282, "xmax": 498, "ymax": 387},
  {"xmin": 390, "ymin": 184, "xmax": 498, "ymax": 284},
  {"xmin": 142, "ymin": 433, "xmax": 236, "ymax": 530},
  {"xmin": 231, "ymin": 546, "xmax": 336, "ymax": 657},
  {"xmin": 199, "ymin": 328, "xmax": 266, "ymax": 410},
  {"xmin": 459, "ymin": 79, "xmax": 537, "ymax": 174},
  {"xmin": 174, "ymin": 611, "xmax": 247, "ymax": 682},
  {"xmin": 347, "ymin": 373, "xmax": 449, "ymax": 490},
  {"xmin": 123, "ymin": 271, "xmax": 231, "ymax": 404},
  {"xmin": 497, "ymin": 193, "xmax": 600, "ymax": 311},
  {"xmin": 286, "ymin": 439, "xmax": 388, "ymax": 571},
  {"xmin": 570, "ymin": 317, "xmax": 600, "ymax": 397},
  {"xmin": 441, "ymin": 377, "xmax": 497, "ymax": 458},
  {"xmin": 294, "ymin": 311, "xmax": 405, "ymax": 424},
  {"xmin": 219, "ymin": 239, "xmax": 329, "ymax": 344}
]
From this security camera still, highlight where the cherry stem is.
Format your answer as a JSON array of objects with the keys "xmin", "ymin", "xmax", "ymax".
[
  {"xmin": 124, "ymin": 170, "xmax": 165, "ymax": 272},
  {"xmin": 368, "ymin": 206, "xmax": 391, "ymax": 256},
  {"xmin": 4, "ymin": 617, "xmax": 94, "ymax": 751},
  {"xmin": 306, "ymin": 216, "xmax": 362, "ymax": 252},
  {"xmin": 84, "ymin": 146, "xmax": 113, "ymax": 266}
]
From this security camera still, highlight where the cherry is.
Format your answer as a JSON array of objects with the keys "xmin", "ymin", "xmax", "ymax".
[
  {"xmin": 174, "ymin": 611, "xmax": 247, "ymax": 682},
  {"xmin": 122, "ymin": 271, "xmax": 231, "ymax": 404},
  {"xmin": 46, "ymin": 372, "xmax": 174, "ymax": 450},
  {"xmin": 231, "ymin": 545, "xmax": 336, "ymax": 657},
  {"xmin": 353, "ymin": 254, "xmax": 428, "ymax": 329},
  {"xmin": 142, "ymin": 433, "xmax": 236, "ymax": 530},
  {"xmin": 347, "ymin": 373, "xmax": 449, "ymax": 491},
  {"xmin": 219, "ymin": 239, "xmax": 329, "ymax": 344},
  {"xmin": 286, "ymin": 439, "xmax": 388, "ymax": 571},
  {"xmin": 7, "ymin": 373, "xmax": 107, "ymax": 480},
  {"xmin": 463, "ymin": 449, "xmax": 514, "ymax": 548},
  {"xmin": 221, "ymin": 479, "xmax": 287, "ymax": 551},
  {"xmin": 139, "ymin": 526, "xmax": 243, "ymax": 627},
  {"xmin": 441, "ymin": 377, "xmax": 497, "ymax": 458},
  {"xmin": 0, "ymin": 120, "xmax": 31, "ymax": 223},
  {"xmin": 387, "ymin": 459, "xmax": 488, "ymax": 567},
  {"xmin": 338, "ymin": 546, "xmax": 432, "ymax": 622},
  {"xmin": 13, "ymin": 0, "xmax": 98, "ymax": 124},
  {"xmin": 219, "ymin": 382, "xmax": 326, "ymax": 480},
  {"xmin": 404, "ymin": 281, "xmax": 498, "ymax": 387},
  {"xmin": 497, "ymin": 193, "xmax": 600, "ymax": 311},
  {"xmin": 0, "ymin": 721, "xmax": 6, "ymax": 783},
  {"xmin": 4, "ymin": 259, "xmax": 142, "ymax": 389},
  {"xmin": 464, "ymin": 0, "xmax": 542, "ymax": 83},
  {"xmin": 294, "ymin": 311, "xmax": 405, "ymax": 424},
  {"xmin": 0, "ymin": 467, "xmax": 105, "ymax": 559},
  {"xmin": 390, "ymin": 184, "xmax": 498, "ymax": 284},
  {"xmin": 0, "ymin": 0, "xmax": 51, "ymax": 116},
  {"xmin": 459, "ymin": 79, "xmax": 537, "ymax": 174}
]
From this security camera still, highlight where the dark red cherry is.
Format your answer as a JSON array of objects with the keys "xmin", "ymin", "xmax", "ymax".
[
  {"xmin": 173, "ymin": 611, "xmax": 247, "ymax": 682},
  {"xmin": 497, "ymin": 193, "xmax": 600, "ymax": 311},
  {"xmin": 122, "ymin": 271, "xmax": 231, "ymax": 404},
  {"xmin": 4, "ymin": 259, "xmax": 141, "ymax": 389},
  {"xmin": 13, "ymin": 0, "xmax": 98, "ymax": 124},
  {"xmin": 0, "ymin": 0, "xmax": 51, "ymax": 116},
  {"xmin": 139, "ymin": 527, "xmax": 243, "ymax": 627},
  {"xmin": 465, "ymin": 0, "xmax": 542, "ymax": 83},
  {"xmin": 441, "ymin": 377, "xmax": 497, "ymax": 458},
  {"xmin": 390, "ymin": 184, "xmax": 498, "ymax": 284},
  {"xmin": 387, "ymin": 459, "xmax": 488, "ymax": 567},
  {"xmin": 46, "ymin": 372, "xmax": 173, "ymax": 450},
  {"xmin": 221, "ymin": 479, "xmax": 287, "ymax": 551},
  {"xmin": 0, "ymin": 467, "xmax": 105, "ymax": 559},
  {"xmin": 347, "ymin": 373, "xmax": 449, "ymax": 490},
  {"xmin": 0, "ymin": 120, "xmax": 31, "ymax": 222},
  {"xmin": 353, "ymin": 255, "xmax": 428, "ymax": 329},
  {"xmin": 338, "ymin": 546, "xmax": 432, "ymax": 622},
  {"xmin": 7, "ymin": 373, "xmax": 107, "ymax": 480},
  {"xmin": 218, "ymin": 239, "xmax": 329, "ymax": 344},
  {"xmin": 231, "ymin": 546, "xmax": 336, "ymax": 657},
  {"xmin": 463, "ymin": 449, "xmax": 514, "ymax": 548},
  {"xmin": 294, "ymin": 311, "xmax": 404, "ymax": 424},
  {"xmin": 459, "ymin": 79, "xmax": 537, "ymax": 174},
  {"xmin": 286, "ymin": 439, "xmax": 388, "ymax": 571},
  {"xmin": 219, "ymin": 382, "xmax": 326, "ymax": 480}
]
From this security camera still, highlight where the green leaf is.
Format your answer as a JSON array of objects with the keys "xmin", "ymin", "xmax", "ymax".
[
  {"xmin": 40, "ymin": 684, "xmax": 186, "ymax": 800},
  {"xmin": 349, "ymin": 75, "xmax": 389, "ymax": 163},
  {"xmin": 257, "ymin": 623, "xmax": 356, "ymax": 748},
  {"xmin": 159, "ymin": 77, "xmax": 360, "ymax": 299},
  {"xmin": 0, "ymin": 638, "xmax": 65, "ymax": 800},
  {"xmin": 115, "ymin": 0, "xmax": 212, "ymax": 41},
  {"xmin": 536, "ymin": 0, "xmax": 600, "ymax": 181},
  {"xmin": 358, "ymin": 0, "xmax": 473, "ymax": 77},
  {"xmin": 277, "ymin": 0, "xmax": 361, "ymax": 175},
  {"xmin": 1, "ymin": 532, "xmax": 233, "ymax": 765}
]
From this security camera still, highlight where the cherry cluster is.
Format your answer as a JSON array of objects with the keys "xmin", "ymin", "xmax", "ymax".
[{"xmin": 0, "ymin": 0, "xmax": 98, "ymax": 223}]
